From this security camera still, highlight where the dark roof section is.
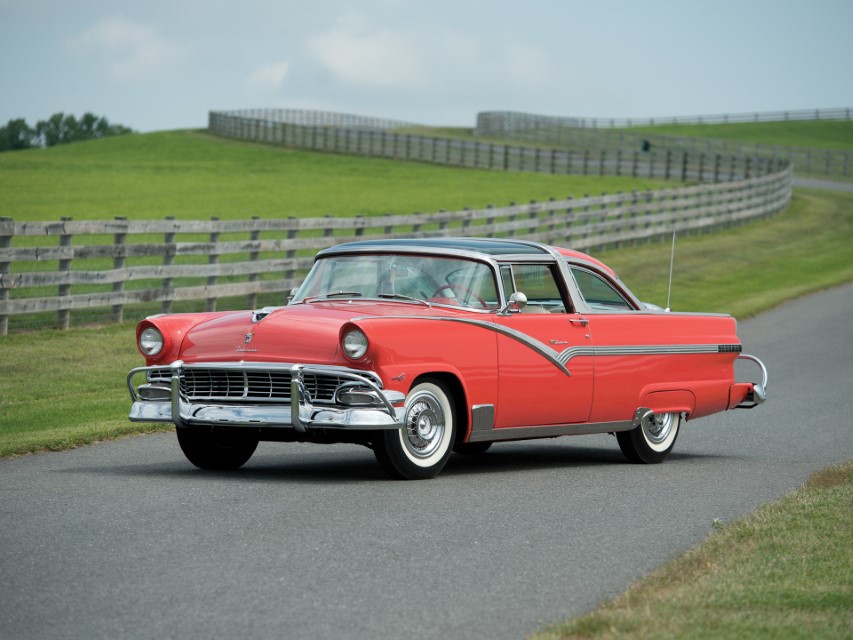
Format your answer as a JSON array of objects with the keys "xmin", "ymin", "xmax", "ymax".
[{"xmin": 321, "ymin": 237, "xmax": 551, "ymax": 256}]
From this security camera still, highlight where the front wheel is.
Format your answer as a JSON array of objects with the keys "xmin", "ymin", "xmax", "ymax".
[
  {"xmin": 177, "ymin": 428, "xmax": 259, "ymax": 470},
  {"xmin": 374, "ymin": 380, "xmax": 456, "ymax": 479},
  {"xmin": 616, "ymin": 412, "xmax": 680, "ymax": 464}
]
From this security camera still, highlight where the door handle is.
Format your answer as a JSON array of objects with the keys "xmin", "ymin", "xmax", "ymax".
[{"xmin": 569, "ymin": 317, "xmax": 589, "ymax": 327}]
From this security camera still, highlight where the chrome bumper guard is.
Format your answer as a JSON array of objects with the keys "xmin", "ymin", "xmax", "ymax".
[
  {"xmin": 736, "ymin": 353, "xmax": 768, "ymax": 409},
  {"xmin": 128, "ymin": 361, "xmax": 405, "ymax": 431}
]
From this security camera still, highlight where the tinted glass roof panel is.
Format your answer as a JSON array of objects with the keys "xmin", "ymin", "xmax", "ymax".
[{"xmin": 324, "ymin": 238, "xmax": 550, "ymax": 256}]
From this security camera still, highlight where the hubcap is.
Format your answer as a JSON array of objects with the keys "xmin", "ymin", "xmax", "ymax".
[
  {"xmin": 404, "ymin": 392, "xmax": 445, "ymax": 458},
  {"xmin": 643, "ymin": 412, "xmax": 674, "ymax": 445}
]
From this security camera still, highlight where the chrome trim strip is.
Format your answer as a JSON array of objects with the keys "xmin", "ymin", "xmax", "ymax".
[
  {"xmin": 468, "ymin": 419, "xmax": 635, "ymax": 442},
  {"xmin": 471, "ymin": 404, "xmax": 495, "ymax": 431}
]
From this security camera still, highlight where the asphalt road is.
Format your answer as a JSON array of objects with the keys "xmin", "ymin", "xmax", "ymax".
[{"xmin": 2, "ymin": 283, "xmax": 852, "ymax": 640}]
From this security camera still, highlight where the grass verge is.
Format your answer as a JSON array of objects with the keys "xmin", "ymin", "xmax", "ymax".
[{"xmin": 532, "ymin": 459, "xmax": 853, "ymax": 640}]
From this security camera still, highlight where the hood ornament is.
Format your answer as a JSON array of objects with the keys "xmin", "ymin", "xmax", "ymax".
[{"xmin": 236, "ymin": 331, "xmax": 257, "ymax": 353}]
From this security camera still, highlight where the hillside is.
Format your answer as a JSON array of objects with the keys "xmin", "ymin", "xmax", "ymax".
[
  {"xmin": 0, "ymin": 130, "xmax": 668, "ymax": 222},
  {"xmin": 623, "ymin": 119, "xmax": 853, "ymax": 150}
]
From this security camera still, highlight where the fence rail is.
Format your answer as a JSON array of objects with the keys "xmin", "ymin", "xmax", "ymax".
[
  {"xmin": 475, "ymin": 111, "xmax": 851, "ymax": 179},
  {"xmin": 0, "ymin": 166, "xmax": 792, "ymax": 335}
]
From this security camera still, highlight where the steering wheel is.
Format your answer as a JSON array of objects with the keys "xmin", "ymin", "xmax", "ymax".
[{"xmin": 430, "ymin": 284, "xmax": 488, "ymax": 308}]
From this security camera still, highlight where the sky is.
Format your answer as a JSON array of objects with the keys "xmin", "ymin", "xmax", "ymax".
[{"xmin": 2, "ymin": 0, "xmax": 852, "ymax": 133}]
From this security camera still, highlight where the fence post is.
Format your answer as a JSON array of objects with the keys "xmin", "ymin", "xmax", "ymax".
[
  {"xmin": 681, "ymin": 152, "xmax": 688, "ymax": 182},
  {"xmin": 0, "ymin": 217, "xmax": 11, "ymax": 336},
  {"xmin": 664, "ymin": 150, "xmax": 672, "ymax": 181},
  {"xmin": 564, "ymin": 196, "xmax": 574, "ymax": 246},
  {"xmin": 206, "ymin": 217, "xmax": 219, "ymax": 312},
  {"xmin": 486, "ymin": 204, "xmax": 495, "ymax": 238},
  {"xmin": 507, "ymin": 202, "xmax": 517, "ymax": 237},
  {"xmin": 162, "ymin": 217, "xmax": 175, "ymax": 314},
  {"xmin": 112, "ymin": 216, "xmax": 127, "ymax": 324},
  {"xmin": 57, "ymin": 217, "xmax": 73, "ymax": 330},
  {"xmin": 247, "ymin": 216, "xmax": 261, "ymax": 309}
]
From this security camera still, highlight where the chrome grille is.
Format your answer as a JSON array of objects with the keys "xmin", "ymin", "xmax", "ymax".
[{"xmin": 179, "ymin": 367, "xmax": 347, "ymax": 404}]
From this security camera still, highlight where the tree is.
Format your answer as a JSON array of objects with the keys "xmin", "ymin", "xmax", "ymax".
[{"xmin": 0, "ymin": 118, "xmax": 37, "ymax": 150}]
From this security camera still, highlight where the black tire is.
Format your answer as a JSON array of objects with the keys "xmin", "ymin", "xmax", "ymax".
[
  {"xmin": 176, "ymin": 428, "xmax": 259, "ymax": 470},
  {"xmin": 374, "ymin": 379, "xmax": 456, "ymax": 480},
  {"xmin": 453, "ymin": 441, "xmax": 492, "ymax": 455},
  {"xmin": 617, "ymin": 412, "xmax": 680, "ymax": 464}
]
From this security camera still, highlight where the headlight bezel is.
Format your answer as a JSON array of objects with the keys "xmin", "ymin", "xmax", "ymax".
[
  {"xmin": 341, "ymin": 327, "xmax": 369, "ymax": 360},
  {"xmin": 139, "ymin": 326, "xmax": 164, "ymax": 357}
]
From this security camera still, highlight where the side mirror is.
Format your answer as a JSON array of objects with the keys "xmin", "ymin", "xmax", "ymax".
[
  {"xmin": 500, "ymin": 291, "xmax": 527, "ymax": 314},
  {"xmin": 287, "ymin": 288, "xmax": 299, "ymax": 304}
]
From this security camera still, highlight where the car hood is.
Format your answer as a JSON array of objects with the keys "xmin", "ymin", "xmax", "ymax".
[{"xmin": 177, "ymin": 300, "xmax": 477, "ymax": 364}]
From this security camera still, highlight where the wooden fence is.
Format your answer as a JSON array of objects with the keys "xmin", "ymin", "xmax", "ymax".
[
  {"xmin": 0, "ymin": 166, "xmax": 792, "ymax": 335},
  {"xmin": 476, "ymin": 110, "xmax": 852, "ymax": 179},
  {"xmin": 477, "ymin": 107, "xmax": 853, "ymax": 130},
  {"xmin": 209, "ymin": 110, "xmax": 786, "ymax": 182}
]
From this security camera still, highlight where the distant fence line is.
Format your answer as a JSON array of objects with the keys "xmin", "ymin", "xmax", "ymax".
[
  {"xmin": 475, "ymin": 110, "xmax": 851, "ymax": 179},
  {"xmin": 209, "ymin": 110, "xmax": 787, "ymax": 182},
  {"xmin": 0, "ymin": 166, "xmax": 791, "ymax": 335},
  {"xmin": 476, "ymin": 107, "xmax": 853, "ymax": 130},
  {"xmin": 217, "ymin": 108, "xmax": 417, "ymax": 130}
]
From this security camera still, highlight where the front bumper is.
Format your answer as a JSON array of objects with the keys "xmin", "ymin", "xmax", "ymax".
[{"xmin": 128, "ymin": 361, "xmax": 405, "ymax": 431}]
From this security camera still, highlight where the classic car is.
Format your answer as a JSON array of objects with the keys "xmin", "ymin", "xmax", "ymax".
[{"xmin": 128, "ymin": 237, "xmax": 767, "ymax": 479}]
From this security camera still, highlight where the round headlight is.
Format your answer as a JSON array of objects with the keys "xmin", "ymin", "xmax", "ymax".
[
  {"xmin": 342, "ymin": 328, "xmax": 368, "ymax": 360},
  {"xmin": 139, "ymin": 327, "xmax": 164, "ymax": 356}
]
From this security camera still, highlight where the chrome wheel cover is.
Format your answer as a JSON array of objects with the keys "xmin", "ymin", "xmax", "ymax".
[
  {"xmin": 403, "ymin": 391, "xmax": 445, "ymax": 459},
  {"xmin": 643, "ymin": 412, "xmax": 675, "ymax": 447}
]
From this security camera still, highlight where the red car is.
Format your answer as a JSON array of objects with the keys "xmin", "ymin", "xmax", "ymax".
[{"xmin": 128, "ymin": 238, "xmax": 767, "ymax": 479}]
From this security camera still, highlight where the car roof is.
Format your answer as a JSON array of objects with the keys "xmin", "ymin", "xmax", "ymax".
[{"xmin": 320, "ymin": 237, "xmax": 553, "ymax": 257}]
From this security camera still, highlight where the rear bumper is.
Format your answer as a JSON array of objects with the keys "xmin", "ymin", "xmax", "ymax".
[
  {"xmin": 128, "ymin": 362, "xmax": 405, "ymax": 431},
  {"xmin": 729, "ymin": 353, "xmax": 768, "ymax": 409}
]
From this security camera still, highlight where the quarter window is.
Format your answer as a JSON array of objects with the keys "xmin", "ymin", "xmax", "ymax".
[{"xmin": 571, "ymin": 268, "xmax": 635, "ymax": 311}]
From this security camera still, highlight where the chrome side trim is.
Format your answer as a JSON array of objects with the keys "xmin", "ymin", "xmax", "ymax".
[
  {"xmin": 471, "ymin": 405, "xmax": 495, "ymax": 431},
  {"xmin": 468, "ymin": 419, "xmax": 635, "ymax": 442},
  {"xmin": 359, "ymin": 315, "xmax": 743, "ymax": 379}
]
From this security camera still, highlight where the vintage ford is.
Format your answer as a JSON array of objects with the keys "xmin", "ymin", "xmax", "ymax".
[{"xmin": 128, "ymin": 238, "xmax": 767, "ymax": 479}]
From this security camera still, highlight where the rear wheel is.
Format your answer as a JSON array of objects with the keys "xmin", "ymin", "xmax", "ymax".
[
  {"xmin": 617, "ymin": 412, "xmax": 680, "ymax": 464},
  {"xmin": 177, "ymin": 428, "xmax": 259, "ymax": 470},
  {"xmin": 374, "ymin": 380, "xmax": 456, "ymax": 479}
]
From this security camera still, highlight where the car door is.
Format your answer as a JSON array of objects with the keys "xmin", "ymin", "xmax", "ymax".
[{"xmin": 493, "ymin": 262, "xmax": 594, "ymax": 428}]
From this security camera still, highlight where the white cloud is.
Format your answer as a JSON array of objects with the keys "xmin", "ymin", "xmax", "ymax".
[
  {"xmin": 69, "ymin": 17, "xmax": 178, "ymax": 79},
  {"xmin": 306, "ymin": 13, "xmax": 425, "ymax": 88},
  {"xmin": 245, "ymin": 60, "xmax": 291, "ymax": 93}
]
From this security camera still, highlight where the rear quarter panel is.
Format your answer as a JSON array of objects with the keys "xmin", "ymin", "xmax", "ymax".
[{"xmin": 587, "ymin": 313, "xmax": 740, "ymax": 422}]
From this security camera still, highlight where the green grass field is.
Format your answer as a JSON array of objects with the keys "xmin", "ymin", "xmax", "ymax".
[
  {"xmin": 625, "ymin": 120, "xmax": 853, "ymax": 151},
  {"xmin": 0, "ymin": 129, "xmax": 667, "ymax": 221}
]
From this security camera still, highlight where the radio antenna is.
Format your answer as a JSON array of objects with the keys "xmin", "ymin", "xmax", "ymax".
[{"xmin": 665, "ymin": 228, "xmax": 676, "ymax": 312}]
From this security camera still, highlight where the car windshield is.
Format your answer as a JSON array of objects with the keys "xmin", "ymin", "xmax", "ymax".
[{"xmin": 293, "ymin": 254, "xmax": 501, "ymax": 310}]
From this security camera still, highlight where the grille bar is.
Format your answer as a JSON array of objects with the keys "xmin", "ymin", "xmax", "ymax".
[{"xmin": 179, "ymin": 368, "xmax": 348, "ymax": 404}]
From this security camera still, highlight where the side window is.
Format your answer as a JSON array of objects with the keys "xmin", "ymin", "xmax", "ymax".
[
  {"xmin": 571, "ymin": 268, "xmax": 635, "ymax": 311},
  {"xmin": 507, "ymin": 264, "xmax": 568, "ymax": 313}
]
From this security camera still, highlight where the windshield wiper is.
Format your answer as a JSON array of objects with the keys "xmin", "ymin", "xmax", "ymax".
[
  {"xmin": 377, "ymin": 293, "xmax": 431, "ymax": 307},
  {"xmin": 301, "ymin": 291, "xmax": 364, "ymax": 303}
]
